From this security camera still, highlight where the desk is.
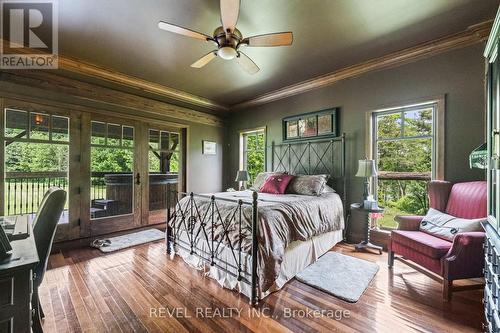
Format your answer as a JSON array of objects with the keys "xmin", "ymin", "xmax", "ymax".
[{"xmin": 0, "ymin": 215, "xmax": 38, "ymax": 333}]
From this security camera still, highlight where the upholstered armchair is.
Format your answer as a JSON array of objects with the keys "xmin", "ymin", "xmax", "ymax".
[{"xmin": 388, "ymin": 180, "xmax": 487, "ymax": 301}]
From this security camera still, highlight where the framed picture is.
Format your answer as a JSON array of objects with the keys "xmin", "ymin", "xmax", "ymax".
[
  {"xmin": 283, "ymin": 108, "xmax": 339, "ymax": 141},
  {"xmin": 318, "ymin": 114, "xmax": 332, "ymax": 135},
  {"xmin": 303, "ymin": 116, "xmax": 317, "ymax": 137},
  {"xmin": 202, "ymin": 140, "xmax": 217, "ymax": 155},
  {"xmin": 286, "ymin": 120, "xmax": 298, "ymax": 139}
]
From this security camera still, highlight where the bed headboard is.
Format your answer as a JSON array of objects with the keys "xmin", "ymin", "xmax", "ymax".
[{"xmin": 269, "ymin": 133, "xmax": 347, "ymax": 210}]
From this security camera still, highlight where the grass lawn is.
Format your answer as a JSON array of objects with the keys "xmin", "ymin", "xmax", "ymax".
[{"xmin": 377, "ymin": 206, "xmax": 405, "ymax": 229}]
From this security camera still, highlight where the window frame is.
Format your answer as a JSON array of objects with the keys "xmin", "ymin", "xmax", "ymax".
[
  {"xmin": 367, "ymin": 97, "xmax": 445, "ymax": 181},
  {"xmin": 239, "ymin": 127, "xmax": 267, "ymax": 185}
]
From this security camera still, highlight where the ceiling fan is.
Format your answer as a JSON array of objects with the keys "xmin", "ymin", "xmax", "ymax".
[{"xmin": 158, "ymin": 0, "xmax": 293, "ymax": 74}]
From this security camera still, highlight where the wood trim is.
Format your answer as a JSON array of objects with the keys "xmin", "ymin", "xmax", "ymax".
[
  {"xmin": 233, "ymin": 20, "xmax": 492, "ymax": 110},
  {"xmin": 436, "ymin": 97, "xmax": 446, "ymax": 180},
  {"xmin": 0, "ymin": 70, "xmax": 225, "ymax": 127},
  {"xmin": 59, "ymin": 56, "xmax": 228, "ymax": 112},
  {"xmin": 0, "ymin": 93, "xmax": 190, "ymax": 130},
  {"xmin": 0, "ymin": 39, "xmax": 227, "ymax": 112},
  {"xmin": 365, "ymin": 94, "xmax": 445, "ymax": 181}
]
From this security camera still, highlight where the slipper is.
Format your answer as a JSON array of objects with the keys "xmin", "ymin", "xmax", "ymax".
[{"xmin": 91, "ymin": 239, "xmax": 112, "ymax": 248}]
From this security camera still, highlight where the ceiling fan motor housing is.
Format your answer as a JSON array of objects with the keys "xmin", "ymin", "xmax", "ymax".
[{"xmin": 213, "ymin": 26, "xmax": 242, "ymax": 49}]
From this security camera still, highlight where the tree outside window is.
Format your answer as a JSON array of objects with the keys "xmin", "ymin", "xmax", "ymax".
[
  {"xmin": 240, "ymin": 129, "xmax": 265, "ymax": 186},
  {"xmin": 374, "ymin": 105, "xmax": 435, "ymax": 228}
]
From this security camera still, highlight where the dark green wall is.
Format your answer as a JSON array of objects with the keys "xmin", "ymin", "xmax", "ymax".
[
  {"xmin": 225, "ymin": 43, "xmax": 486, "ymax": 203},
  {"xmin": 187, "ymin": 122, "xmax": 225, "ymax": 193}
]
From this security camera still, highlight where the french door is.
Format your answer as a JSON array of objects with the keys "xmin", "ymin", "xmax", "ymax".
[
  {"xmin": 0, "ymin": 97, "xmax": 186, "ymax": 240},
  {"xmin": 146, "ymin": 124, "xmax": 185, "ymax": 225},
  {"xmin": 83, "ymin": 117, "xmax": 186, "ymax": 237},
  {"xmin": 83, "ymin": 115, "xmax": 143, "ymax": 236}
]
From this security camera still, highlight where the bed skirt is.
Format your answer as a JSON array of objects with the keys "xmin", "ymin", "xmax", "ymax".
[{"xmin": 168, "ymin": 229, "xmax": 344, "ymax": 300}]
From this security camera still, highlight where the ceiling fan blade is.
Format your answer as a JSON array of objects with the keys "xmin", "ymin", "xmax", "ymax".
[
  {"xmin": 191, "ymin": 51, "xmax": 218, "ymax": 68},
  {"xmin": 158, "ymin": 21, "xmax": 211, "ymax": 41},
  {"xmin": 243, "ymin": 32, "xmax": 293, "ymax": 47},
  {"xmin": 220, "ymin": 0, "xmax": 240, "ymax": 34},
  {"xmin": 237, "ymin": 52, "xmax": 259, "ymax": 74}
]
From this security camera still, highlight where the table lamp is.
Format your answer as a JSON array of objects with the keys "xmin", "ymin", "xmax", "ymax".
[
  {"xmin": 235, "ymin": 170, "xmax": 250, "ymax": 191},
  {"xmin": 355, "ymin": 159, "xmax": 377, "ymax": 203}
]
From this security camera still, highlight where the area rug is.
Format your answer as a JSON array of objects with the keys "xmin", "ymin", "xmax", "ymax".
[
  {"xmin": 92, "ymin": 229, "xmax": 165, "ymax": 253},
  {"xmin": 296, "ymin": 252, "xmax": 379, "ymax": 302}
]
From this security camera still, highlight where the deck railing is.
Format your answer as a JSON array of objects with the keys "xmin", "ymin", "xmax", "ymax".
[
  {"xmin": 5, "ymin": 171, "xmax": 179, "ymax": 218},
  {"xmin": 5, "ymin": 171, "xmax": 69, "ymax": 216}
]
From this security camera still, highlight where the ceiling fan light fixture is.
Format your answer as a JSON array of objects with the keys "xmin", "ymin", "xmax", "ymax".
[{"xmin": 218, "ymin": 46, "xmax": 237, "ymax": 60}]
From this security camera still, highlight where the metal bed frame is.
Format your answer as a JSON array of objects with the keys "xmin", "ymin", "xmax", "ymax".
[{"xmin": 166, "ymin": 134, "xmax": 346, "ymax": 306}]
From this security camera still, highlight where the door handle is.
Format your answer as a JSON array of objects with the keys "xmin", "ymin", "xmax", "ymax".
[{"xmin": 136, "ymin": 172, "xmax": 141, "ymax": 185}]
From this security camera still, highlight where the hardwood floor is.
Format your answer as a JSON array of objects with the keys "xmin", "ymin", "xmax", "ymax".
[{"xmin": 40, "ymin": 241, "xmax": 483, "ymax": 333}]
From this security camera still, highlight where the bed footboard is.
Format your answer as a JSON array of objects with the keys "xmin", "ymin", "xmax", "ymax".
[{"xmin": 166, "ymin": 191, "xmax": 259, "ymax": 306}]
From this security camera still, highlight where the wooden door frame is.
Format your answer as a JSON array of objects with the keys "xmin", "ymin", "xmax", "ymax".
[
  {"xmin": 82, "ymin": 115, "xmax": 143, "ymax": 238},
  {"xmin": 0, "ymin": 98, "xmax": 82, "ymax": 242},
  {"xmin": 143, "ymin": 122, "xmax": 187, "ymax": 225},
  {"xmin": 0, "ymin": 93, "xmax": 191, "ymax": 241}
]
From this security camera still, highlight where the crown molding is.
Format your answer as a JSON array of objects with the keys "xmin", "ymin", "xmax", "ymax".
[
  {"xmin": 58, "ymin": 56, "xmax": 229, "ymax": 112},
  {"xmin": 0, "ymin": 39, "xmax": 228, "ymax": 112},
  {"xmin": 0, "ymin": 70, "xmax": 225, "ymax": 127},
  {"xmin": 232, "ymin": 20, "xmax": 493, "ymax": 110}
]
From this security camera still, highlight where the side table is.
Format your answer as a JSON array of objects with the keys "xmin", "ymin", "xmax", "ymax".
[{"xmin": 349, "ymin": 203, "xmax": 384, "ymax": 254}]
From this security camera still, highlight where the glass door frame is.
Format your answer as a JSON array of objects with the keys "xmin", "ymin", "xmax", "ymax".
[
  {"xmin": 0, "ymin": 98, "xmax": 82, "ymax": 242},
  {"xmin": 81, "ymin": 114, "xmax": 143, "ymax": 237},
  {"xmin": 144, "ymin": 122, "xmax": 186, "ymax": 225}
]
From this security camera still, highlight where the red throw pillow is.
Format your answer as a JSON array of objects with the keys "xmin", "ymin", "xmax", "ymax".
[{"xmin": 260, "ymin": 174, "xmax": 294, "ymax": 194}]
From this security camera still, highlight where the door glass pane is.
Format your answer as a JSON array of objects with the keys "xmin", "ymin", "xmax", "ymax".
[
  {"xmin": 123, "ymin": 126, "xmax": 134, "ymax": 147},
  {"xmin": 148, "ymin": 129, "xmax": 181, "ymax": 224},
  {"xmin": 91, "ymin": 121, "xmax": 106, "ymax": 145},
  {"xmin": 149, "ymin": 130, "xmax": 159, "ymax": 150},
  {"xmin": 107, "ymin": 124, "xmax": 121, "ymax": 146},
  {"xmin": 170, "ymin": 133, "xmax": 180, "ymax": 151},
  {"xmin": 4, "ymin": 108, "xmax": 69, "ymax": 224},
  {"xmin": 30, "ymin": 113, "xmax": 50, "ymax": 140},
  {"xmin": 52, "ymin": 116, "xmax": 69, "ymax": 142},
  {"xmin": 5, "ymin": 109, "xmax": 28, "ymax": 138},
  {"xmin": 160, "ymin": 131, "xmax": 170, "ymax": 150},
  {"xmin": 90, "ymin": 121, "xmax": 134, "ymax": 219}
]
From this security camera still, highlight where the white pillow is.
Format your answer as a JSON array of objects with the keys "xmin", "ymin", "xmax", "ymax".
[
  {"xmin": 322, "ymin": 184, "xmax": 336, "ymax": 193},
  {"xmin": 419, "ymin": 208, "xmax": 485, "ymax": 241}
]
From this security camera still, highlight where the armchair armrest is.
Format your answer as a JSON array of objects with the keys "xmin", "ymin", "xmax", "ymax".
[
  {"xmin": 442, "ymin": 232, "xmax": 485, "ymax": 280},
  {"xmin": 395, "ymin": 215, "xmax": 424, "ymax": 231}
]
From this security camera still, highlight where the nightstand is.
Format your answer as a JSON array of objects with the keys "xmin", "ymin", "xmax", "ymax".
[{"xmin": 348, "ymin": 203, "xmax": 384, "ymax": 254}]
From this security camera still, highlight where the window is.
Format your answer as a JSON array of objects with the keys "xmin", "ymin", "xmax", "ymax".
[
  {"xmin": 149, "ymin": 130, "xmax": 179, "ymax": 173},
  {"xmin": 148, "ymin": 129, "xmax": 181, "ymax": 223},
  {"xmin": 90, "ymin": 121, "xmax": 134, "ymax": 219},
  {"xmin": 4, "ymin": 108, "xmax": 69, "ymax": 222},
  {"xmin": 371, "ymin": 101, "xmax": 443, "ymax": 228},
  {"xmin": 239, "ymin": 129, "xmax": 266, "ymax": 185}
]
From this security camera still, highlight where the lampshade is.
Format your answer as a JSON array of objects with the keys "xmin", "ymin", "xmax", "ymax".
[
  {"xmin": 235, "ymin": 170, "xmax": 250, "ymax": 182},
  {"xmin": 469, "ymin": 142, "xmax": 487, "ymax": 169},
  {"xmin": 355, "ymin": 159, "xmax": 377, "ymax": 178}
]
